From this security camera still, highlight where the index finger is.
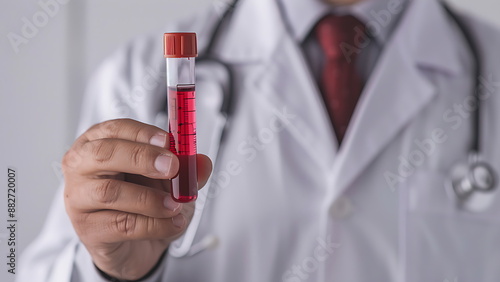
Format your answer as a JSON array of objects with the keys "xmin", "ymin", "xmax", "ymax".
[{"xmin": 79, "ymin": 118, "xmax": 169, "ymax": 148}]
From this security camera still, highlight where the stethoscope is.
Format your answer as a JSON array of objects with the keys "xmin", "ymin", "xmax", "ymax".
[
  {"xmin": 440, "ymin": 3, "xmax": 496, "ymax": 206},
  {"xmin": 168, "ymin": 0, "xmax": 496, "ymax": 258}
]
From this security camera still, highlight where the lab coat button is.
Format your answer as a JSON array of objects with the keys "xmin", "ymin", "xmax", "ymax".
[{"xmin": 330, "ymin": 196, "xmax": 353, "ymax": 219}]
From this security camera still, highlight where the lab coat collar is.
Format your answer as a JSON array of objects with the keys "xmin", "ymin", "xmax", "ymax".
[
  {"xmin": 213, "ymin": 0, "xmax": 463, "ymax": 75},
  {"xmin": 214, "ymin": 0, "xmax": 287, "ymax": 63},
  {"xmin": 276, "ymin": 0, "xmax": 331, "ymax": 43},
  {"xmin": 403, "ymin": 0, "xmax": 465, "ymax": 76},
  {"xmin": 278, "ymin": 0, "xmax": 409, "ymax": 46},
  {"xmin": 326, "ymin": 0, "xmax": 467, "ymax": 201}
]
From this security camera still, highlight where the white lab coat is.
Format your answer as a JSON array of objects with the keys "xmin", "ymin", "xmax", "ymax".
[{"xmin": 18, "ymin": 0, "xmax": 500, "ymax": 281}]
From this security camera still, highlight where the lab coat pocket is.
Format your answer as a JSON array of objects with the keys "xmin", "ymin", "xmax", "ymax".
[
  {"xmin": 408, "ymin": 169, "xmax": 500, "ymax": 220},
  {"xmin": 405, "ymin": 170, "xmax": 500, "ymax": 282},
  {"xmin": 407, "ymin": 170, "xmax": 454, "ymax": 214}
]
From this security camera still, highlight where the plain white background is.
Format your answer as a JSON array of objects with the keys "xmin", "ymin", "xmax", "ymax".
[{"xmin": 0, "ymin": 0, "xmax": 499, "ymax": 280}]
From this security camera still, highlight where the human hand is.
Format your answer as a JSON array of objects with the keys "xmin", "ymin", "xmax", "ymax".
[{"xmin": 63, "ymin": 119, "xmax": 212, "ymax": 280}]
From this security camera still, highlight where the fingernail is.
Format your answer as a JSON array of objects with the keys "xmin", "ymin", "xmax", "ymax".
[
  {"xmin": 154, "ymin": 155, "xmax": 172, "ymax": 174},
  {"xmin": 150, "ymin": 134, "xmax": 167, "ymax": 148},
  {"xmin": 172, "ymin": 214, "xmax": 185, "ymax": 228},
  {"xmin": 164, "ymin": 197, "xmax": 181, "ymax": 211}
]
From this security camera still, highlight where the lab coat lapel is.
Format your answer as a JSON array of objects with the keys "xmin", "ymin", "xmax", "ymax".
[
  {"xmin": 329, "ymin": 44, "xmax": 435, "ymax": 198},
  {"xmin": 327, "ymin": 0, "xmax": 464, "ymax": 200},
  {"xmin": 255, "ymin": 34, "xmax": 339, "ymax": 169},
  {"xmin": 218, "ymin": 0, "xmax": 338, "ymax": 167}
]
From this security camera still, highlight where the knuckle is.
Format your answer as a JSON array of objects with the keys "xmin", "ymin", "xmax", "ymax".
[
  {"xmin": 62, "ymin": 148, "xmax": 82, "ymax": 172},
  {"xmin": 145, "ymin": 217, "xmax": 172, "ymax": 238},
  {"xmin": 98, "ymin": 119, "xmax": 123, "ymax": 138},
  {"xmin": 86, "ymin": 122, "xmax": 101, "ymax": 135},
  {"xmin": 93, "ymin": 179, "xmax": 120, "ymax": 206},
  {"xmin": 133, "ymin": 126, "xmax": 151, "ymax": 143},
  {"xmin": 146, "ymin": 217, "xmax": 160, "ymax": 236},
  {"xmin": 87, "ymin": 139, "xmax": 116, "ymax": 164},
  {"xmin": 136, "ymin": 188, "xmax": 151, "ymax": 208},
  {"xmin": 130, "ymin": 145, "xmax": 149, "ymax": 168},
  {"xmin": 99, "ymin": 118, "xmax": 141, "ymax": 139},
  {"xmin": 103, "ymin": 118, "xmax": 157, "ymax": 143},
  {"xmin": 114, "ymin": 213, "xmax": 138, "ymax": 236}
]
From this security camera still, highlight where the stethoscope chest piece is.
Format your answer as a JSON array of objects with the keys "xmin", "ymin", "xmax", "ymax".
[{"xmin": 446, "ymin": 155, "xmax": 497, "ymax": 212}]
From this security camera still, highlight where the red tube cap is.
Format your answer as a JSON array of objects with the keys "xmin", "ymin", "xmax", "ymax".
[{"xmin": 164, "ymin": 33, "xmax": 198, "ymax": 58}]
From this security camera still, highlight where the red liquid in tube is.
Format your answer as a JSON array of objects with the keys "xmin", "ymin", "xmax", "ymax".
[
  {"xmin": 164, "ymin": 32, "xmax": 198, "ymax": 203},
  {"xmin": 168, "ymin": 84, "xmax": 198, "ymax": 202}
]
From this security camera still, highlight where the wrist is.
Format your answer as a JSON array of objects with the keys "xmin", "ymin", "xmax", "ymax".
[{"xmin": 94, "ymin": 250, "xmax": 167, "ymax": 282}]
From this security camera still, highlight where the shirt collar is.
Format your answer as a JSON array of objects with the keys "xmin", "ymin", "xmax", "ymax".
[{"xmin": 278, "ymin": 0, "xmax": 409, "ymax": 45}]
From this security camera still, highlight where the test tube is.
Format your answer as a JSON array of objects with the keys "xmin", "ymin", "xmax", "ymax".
[{"xmin": 164, "ymin": 33, "xmax": 198, "ymax": 203}]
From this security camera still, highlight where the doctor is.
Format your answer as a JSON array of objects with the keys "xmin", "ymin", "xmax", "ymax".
[{"xmin": 19, "ymin": 0, "xmax": 500, "ymax": 281}]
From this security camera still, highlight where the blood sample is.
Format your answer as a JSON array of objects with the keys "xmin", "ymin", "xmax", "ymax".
[{"xmin": 164, "ymin": 33, "xmax": 198, "ymax": 202}]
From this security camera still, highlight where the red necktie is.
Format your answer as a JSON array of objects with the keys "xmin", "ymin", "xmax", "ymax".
[{"xmin": 315, "ymin": 15, "xmax": 365, "ymax": 145}]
